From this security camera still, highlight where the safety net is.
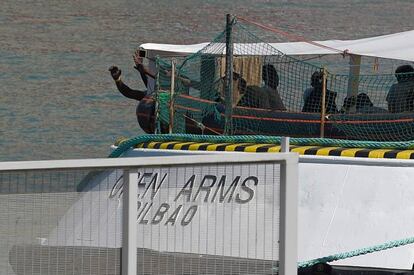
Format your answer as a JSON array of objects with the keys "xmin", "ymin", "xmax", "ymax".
[{"xmin": 154, "ymin": 16, "xmax": 414, "ymax": 141}]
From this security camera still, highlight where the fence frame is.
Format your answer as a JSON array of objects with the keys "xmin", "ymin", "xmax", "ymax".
[{"xmin": 0, "ymin": 153, "xmax": 298, "ymax": 275}]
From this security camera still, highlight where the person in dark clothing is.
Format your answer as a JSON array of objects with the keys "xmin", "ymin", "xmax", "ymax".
[
  {"xmin": 238, "ymin": 64, "xmax": 286, "ymax": 110},
  {"xmin": 261, "ymin": 64, "xmax": 286, "ymax": 110},
  {"xmin": 109, "ymin": 50, "xmax": 153, "ymax": 101},
  {"xmin": 109, "ymin": 50, "xmax": 159, "ymax": 133},
  {"xmin": 341, "ymin": 93, "xmax": 387, "ymax": 113},
  {"xmin": 109, "ymin": 64, "xmax": 158, "ymax": 133},
  {"xmin": 386, "ymin": 65, "xmax": 414, "ymax": 113},
  {"xmin": 109, "ymin": 65, "xmax": 147, "ymax": 100},
  {"xmin": 355, "ymin": 93, "xmax": 372, "ymax": 110},
  {"xmin": 340, "ymin": 94, "xmax": 356, "ymax": 113},
  {"xmin": 302, "ymin": 71, "xmax": 338, "ymax": 114},
  {"xmin": 180, "ymin": 71, "xmax": 247, "ymax": 105}
]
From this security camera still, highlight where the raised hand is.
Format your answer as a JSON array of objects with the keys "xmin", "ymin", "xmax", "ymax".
[
  {"xmin": 109, "ymin": 66, "xmax": 121, "ymax": 81},
  {"xmin": 133, "ymin": 50, "xmax": 143, "ymax": 68}
]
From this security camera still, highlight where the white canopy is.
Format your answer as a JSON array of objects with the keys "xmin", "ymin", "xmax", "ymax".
[{"xmin": 141, "ymin": 30, "xmax": 414, "ymax": 62}]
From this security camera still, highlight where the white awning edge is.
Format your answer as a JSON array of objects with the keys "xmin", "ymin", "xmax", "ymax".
[{"xmin": 140, "ymin": 30, "xmax": 414, "ymax": 62}]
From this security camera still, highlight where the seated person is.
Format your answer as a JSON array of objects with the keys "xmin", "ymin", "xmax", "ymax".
[
  {"xmin": 341, "ymin": 93, "xmax": 387, "ymax": 114},
  {"xmin": 387, "ymin": 65, "xmax": 414, "ymax": 113},
  {"xmin": 238, "ymin": 64, "xmax": 286, "ymax": 110},
  {"xmin": 218, "ymin": 72, "xmax": 248, "ymax": 106},
  {"xmin": 181, "ymin": 71, "xmax": 247, "ymax": 106},
  {"xmin": 303, "ymin": 86, "xmax": 313, "ymax": 103},
  {"xmin": 302, "ymin": 71, "xmax": 338, "ymax": 114},
  {"xmin": 238, "ymin": 86, "xmax": 273, "ymax": 109},
  {"xmin": 177, "ymin": 72, "xmax": 246, "ymax": 103}
]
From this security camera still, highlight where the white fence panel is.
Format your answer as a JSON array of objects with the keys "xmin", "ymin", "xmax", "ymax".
[{"xmin": 0, "ymin": 154, "xmax": 298, "ymax": 275}]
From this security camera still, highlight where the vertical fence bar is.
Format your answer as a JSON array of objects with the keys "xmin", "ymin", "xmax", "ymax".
[
  {"xmin": 281, "ymin": 137, "xmax": 290, "ymax": 152},
  {"xmin": 320, "ymin": 67, "xmax": 327, "ymax": 138},
  {"xmin": 279, "ymin": 156, "xmax": 298, "ymax": 275},
  {"xmin": 224, "ymin": 13, "xmax": 234, "ymax": 135},
  {"xmin": 122, "ymin": 169, "xmax": 138, "ymax": 275},
  {"xmin": 169, "ymin": 59, "xmax": 176, "ymax": 134}
]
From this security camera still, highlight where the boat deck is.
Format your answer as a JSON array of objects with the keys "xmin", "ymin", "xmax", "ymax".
[{"xmin": 135, "ymin": 141, "xmax": 414, "ymax": 159}]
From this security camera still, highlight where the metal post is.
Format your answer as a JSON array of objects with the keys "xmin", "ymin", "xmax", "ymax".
[
  {"xmin": 279, "ymin": 157, "xmax": 298, "ymax": 275},
  {"xmin": 169, "ymin": 59, "xmax": 176, "ymax": 134},
  {"xmin": 224, "ymin": 13, "xmax": 234, "ymax": 135},
  {"xmin": 347, "ymin": 54, "xmax": 361, "ymax": 96},
  {"xmin": 122, "ymin": 169, "xmax": 138, "ymax": 275},
  {"xmin": 320, "ymin": 67, "xmax": 327, "ymax": 138},
  {"xmin": 154, "ymin": 57, "xmax": 161, "ymax": 134},
  {"xmin": 281, "ymin": 137, "xmax": 290, "ymax": 152},
  {"xmin": 347, "ymin": 54, "xmax": 361, "ymax": 113}
]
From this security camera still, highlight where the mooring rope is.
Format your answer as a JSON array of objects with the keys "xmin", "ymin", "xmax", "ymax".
[{"xmin": 298, "ymin": 236, "xmax": 414, "ymax": 268}]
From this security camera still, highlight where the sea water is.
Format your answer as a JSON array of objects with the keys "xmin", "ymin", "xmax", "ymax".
[{"xmin": 1, "ymin": 0, "xmax": 413, "ymax": 161}]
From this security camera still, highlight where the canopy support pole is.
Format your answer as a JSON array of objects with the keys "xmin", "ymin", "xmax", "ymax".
[
  {"xmin": 224, "ymin": 14, "xmax": 234, "ymax": 135},
  {"xmin": 154, "ymin": 57, "xmax": 161, "ymax": 134},
  {"xmin": 169, "ymin": 59, "xmax": 176, "ymax": 134},
  {"xmin": 320, "ymin": 67, "xmax": 327, "ymax": 138},
  {"xmin": 347, "ymin": 54, "xmax": 361, "ymax": 112}
]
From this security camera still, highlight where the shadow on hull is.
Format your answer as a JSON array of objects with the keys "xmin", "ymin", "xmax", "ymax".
[{"xmin": 9, "ymin": 245, "xmax": 414, "ymax": 275}]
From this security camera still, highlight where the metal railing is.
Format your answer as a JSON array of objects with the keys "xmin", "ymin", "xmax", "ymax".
[{"xmin": 0, "ymin": 153, "xmax": 298, "ymax": 275}]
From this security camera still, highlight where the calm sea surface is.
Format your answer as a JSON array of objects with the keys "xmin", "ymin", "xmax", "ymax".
[{"xmin": 1, "ymin": 0, "xmax": 414, "ymax": 161}]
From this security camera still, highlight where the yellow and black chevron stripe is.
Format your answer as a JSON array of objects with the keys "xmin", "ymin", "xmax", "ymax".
[{"xmin": 135, "ymin": 142, "xmax": 414, "ymax": 159}]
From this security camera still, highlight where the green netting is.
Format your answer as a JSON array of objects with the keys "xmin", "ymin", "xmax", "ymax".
[{"xmin": 153, "ymin": 16, "xmax": 414, "ymax": 141}]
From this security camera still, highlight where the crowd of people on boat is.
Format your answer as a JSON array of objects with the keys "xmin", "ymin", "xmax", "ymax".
[
  {"xmin": 109, "ymin": 52, "xmax": 414, "ymax": 122},
  {"xmin": 299, "ymin": 65, "xmax": 414, "ymax": 115}
]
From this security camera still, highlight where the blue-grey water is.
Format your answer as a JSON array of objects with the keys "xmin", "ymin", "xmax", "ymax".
[{"xmin": 1, "ymin": 0, "xmax": 414, "ymax": 161}]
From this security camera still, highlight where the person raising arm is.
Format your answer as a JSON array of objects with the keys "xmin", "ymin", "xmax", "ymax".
[
  {"xmin": 108, "ymin": 65, "xmax": 147, "ymax": 101},
  {"xmin": 132, "ymin": 50, "xmax": 156, "ymax": 88}
]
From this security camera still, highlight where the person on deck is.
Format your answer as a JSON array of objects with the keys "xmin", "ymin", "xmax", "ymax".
[
  {"xmin": 386, "ymin": 65, "xmax": 414, "ymax": 113},
  {"xmin": 341, "ymin": 93, "xmax": 387, "ymax": 113},
  {"xmin": 238, "ymin": 64, "xmax": 286, "ymax": 110},
  {"xmin": 108, "ymin": 50, "xmax": 153, "ymax": 100},
  {"xmin": 109, "ymin": 50, "xmax": 160, "ymax": 133},
  {"xmin": 108, "ymin": 65, "xmax": 147, "ymax": 100},
  {"xmin": 179, "ymin": 70, "xmax": 247, "ymax": 105},
  {"xmin": 302, "ymin": 71, "xmax": 338, "ymax": 114}
]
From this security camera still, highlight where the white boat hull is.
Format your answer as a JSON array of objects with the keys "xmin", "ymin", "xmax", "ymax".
[{"xmin": 44, "ymin": 148, "xmax": 414, "ymax": 270}]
